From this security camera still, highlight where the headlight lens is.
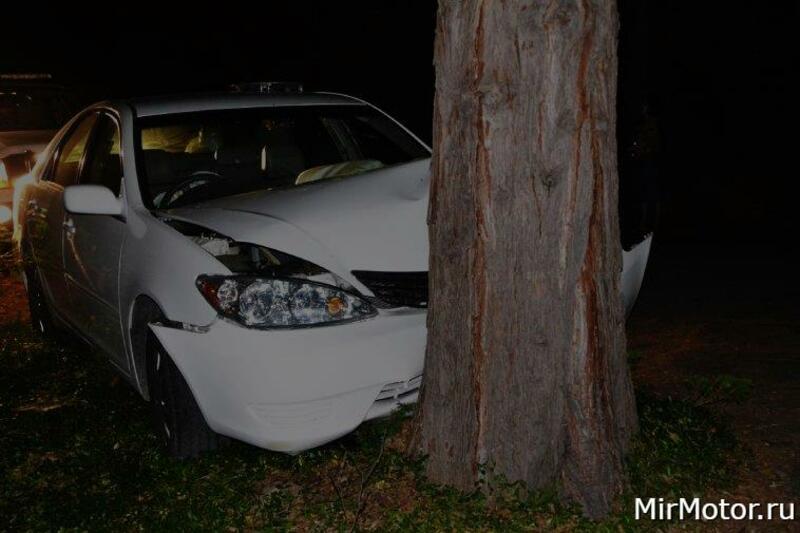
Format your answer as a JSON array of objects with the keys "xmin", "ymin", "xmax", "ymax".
[{"xmin": 196, "ymin": 275, "xmax": 377, "ymax": 329}]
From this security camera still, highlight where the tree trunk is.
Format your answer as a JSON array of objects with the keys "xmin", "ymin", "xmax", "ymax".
[{"xmin": 417, "ymin": 0, "xmax": 636, "ymax": 518}]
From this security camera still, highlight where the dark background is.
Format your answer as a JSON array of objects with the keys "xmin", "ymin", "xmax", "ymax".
[{"xmin": 2, "ymin": 1, "xmax": 797, "ymax": 245}]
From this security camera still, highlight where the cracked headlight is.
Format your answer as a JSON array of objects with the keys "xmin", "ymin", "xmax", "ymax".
[{"xmin": 196, "ymin": 275, "xmax": 377, "ymax": 329}]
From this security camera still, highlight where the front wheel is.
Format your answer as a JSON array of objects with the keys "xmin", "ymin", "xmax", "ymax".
[{"xmin": 146, "ymin": 332, "xmax": 220, "ymax": 459}]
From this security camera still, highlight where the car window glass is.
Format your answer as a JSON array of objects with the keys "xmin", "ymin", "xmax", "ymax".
[
  {"xmin": 40, "ymin": 144, "xmax": 59, "ymax": 181},
  {"xmin": 52, "ymin": 114, "xmax": 97, "ymax": 187},
  {"xmin": 138, "ymin": 106, "xmax": 429, "ymax": 208},
  {"xmin": 81, "ymin": 114, "xmax": 122, "ymax": 196}
]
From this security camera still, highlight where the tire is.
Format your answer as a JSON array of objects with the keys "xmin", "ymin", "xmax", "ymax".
[
  {"xmin": 23, "ymin": 264, "xmax": 58, "ymax": 340},
  {"xmin": 146, "ymin": 332, "xmax": 220, "ymax": 459}
]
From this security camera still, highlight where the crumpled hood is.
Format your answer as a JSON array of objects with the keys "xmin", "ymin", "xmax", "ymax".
[
  {"xmin": 165, "ymin": 156, "xmax": 651, "ymax": 311},
  {"xmin": 0, "ymin": 130, "xmax": 54, "ymax": 159},
  {"xmin": 166, "ymin": 158, "xmax": 431, "ymax": 279}
]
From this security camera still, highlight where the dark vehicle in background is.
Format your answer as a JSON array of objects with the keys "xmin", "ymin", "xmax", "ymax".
[{"xmin": 1, "ymin": 74, "xmax": 76, "ymax": 244}]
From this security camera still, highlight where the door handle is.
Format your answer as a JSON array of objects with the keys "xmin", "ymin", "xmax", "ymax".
[{"xmin": 62, "ymin": 218, "xmax": 76, "ymax": 237}]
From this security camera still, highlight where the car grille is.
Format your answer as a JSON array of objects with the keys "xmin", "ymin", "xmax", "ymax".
[{"xmin": 352, "ymin": 270, "xmax": 428, "ymax": 309}]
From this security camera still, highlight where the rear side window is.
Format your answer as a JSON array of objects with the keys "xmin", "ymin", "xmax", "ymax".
[
  {"xmin": 82, "ymin": 114, "xmax": 122, "ymax": 196},
  {"xmin": 52, "ymin": 113, "xmax": 97, "ymax": 187}
]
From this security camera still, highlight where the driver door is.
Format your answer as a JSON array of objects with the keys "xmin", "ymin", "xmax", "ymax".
[{"xmin": 63, "ymin": 112, "xmax": 129, "ymax": 372}]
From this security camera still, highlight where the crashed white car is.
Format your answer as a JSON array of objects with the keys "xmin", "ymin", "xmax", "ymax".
[{"xmin": 16, "ymin": 88, "xmax": 652, "ymax": 458}]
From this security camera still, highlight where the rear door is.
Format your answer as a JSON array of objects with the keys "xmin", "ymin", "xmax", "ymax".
[
  {"xmin": 27, "ymin": 113, "xmax": 97, "ymax": 319},
  {"xmin": 64, "ymin": 112, "xmax": 128, "ymax": 371}
]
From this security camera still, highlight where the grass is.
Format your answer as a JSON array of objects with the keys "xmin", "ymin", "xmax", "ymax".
[{"xmin": 0, "ymin": 320, "xmax": 739, "ymax": 531}]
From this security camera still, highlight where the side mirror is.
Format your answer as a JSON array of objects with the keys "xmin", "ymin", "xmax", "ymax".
[{"xmin": 64, "ymin": 185, "xmax": 123, "ymax": 216}]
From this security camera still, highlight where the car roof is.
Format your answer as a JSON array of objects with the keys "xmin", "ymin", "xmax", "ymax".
[{"xmin": 127, "ymin": 92, "xmax": 365, "ymax": 117}]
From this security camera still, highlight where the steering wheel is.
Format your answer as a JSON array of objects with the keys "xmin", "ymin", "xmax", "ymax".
[{"xmin": 160, "ymin": 171, "xmax": 223, "ymax": 208}]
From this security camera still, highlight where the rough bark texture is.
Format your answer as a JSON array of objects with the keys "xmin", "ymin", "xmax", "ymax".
[{"xmin": 417, "ymin": 0, "xmax": 637, "ymax": 518}]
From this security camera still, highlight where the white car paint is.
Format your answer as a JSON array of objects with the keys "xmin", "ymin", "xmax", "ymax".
[
  {"xmin": 16, "ymin": 92, "xmax": 652, "ymax": 454},
  {"xmin": 151, "ymin": 309, "xmax": 426, "ymax": 452},
  {"xmin": 622, "ymin": 233, "xmax": 652, "ymax": 317},
  {"xmin": 165, "ymin": 158, "xmax": 430, "ymax": 293}
]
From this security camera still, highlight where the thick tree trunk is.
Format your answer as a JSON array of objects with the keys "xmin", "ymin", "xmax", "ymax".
[{"xmin": 417, "ymin": 0, "xmax": 636, "ymax": 518}]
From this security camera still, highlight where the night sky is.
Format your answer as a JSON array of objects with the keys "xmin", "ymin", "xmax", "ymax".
[{"xmin": 2, "ymin": 1, "xmax": 796, "ymax": 244}]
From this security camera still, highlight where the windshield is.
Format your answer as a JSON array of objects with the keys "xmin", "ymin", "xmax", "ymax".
[
  {"xmin": 136, "ymin": 105, "xmax": 429, "ymax": 208},
  {"xmin": 0, "ymin": 88, "xmax": 70, "ymax": 131}
]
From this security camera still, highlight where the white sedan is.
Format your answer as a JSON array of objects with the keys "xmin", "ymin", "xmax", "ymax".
[{"xmin": 16, "ymin": 87, "xmax": 652, "ymax": 458}]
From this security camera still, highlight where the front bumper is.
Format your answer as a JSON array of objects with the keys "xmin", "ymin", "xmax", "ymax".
[{"xmin": 149, "ymin": 309, "xmax": 426, "ymax": 453}]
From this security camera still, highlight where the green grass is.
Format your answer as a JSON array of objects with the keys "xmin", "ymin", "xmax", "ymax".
[{"xmin": 0, "ymin": 321, "xmax": 738, "ymax": 531}]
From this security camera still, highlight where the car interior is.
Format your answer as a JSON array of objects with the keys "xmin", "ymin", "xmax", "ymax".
[{"xmin": 138, "ymin": 106, "xmax": 428, "ymax": 208}]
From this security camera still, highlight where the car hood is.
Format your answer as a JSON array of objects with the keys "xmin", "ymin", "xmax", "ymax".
[
  {"xmin": 164, "ymin": 156, "xmax": 651, "ymax": 311},
  {"xmin": 0, "ymin": 129, "xmax": 54, "ymax": 159},
  {"xmin": 165, "ymin": 158, "xmax": 431, "ymax": 283}
]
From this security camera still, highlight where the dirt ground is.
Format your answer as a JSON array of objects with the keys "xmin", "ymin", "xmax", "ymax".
[
  {"xmin": 0, "ymin": 271, "xmax": 29, "ymax": 324},
  {"xmin": 628, "ymin": 243, "xmax": 799, "ymax": 529},
  {"xmin": 1, "ymin": 242, "xmax": 797, "ymax": 529}
]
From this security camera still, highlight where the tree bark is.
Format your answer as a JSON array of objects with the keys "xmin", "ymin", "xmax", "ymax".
[{"xmin": 417, "ymin": 0, "xmax": 636, "ymax": 518}]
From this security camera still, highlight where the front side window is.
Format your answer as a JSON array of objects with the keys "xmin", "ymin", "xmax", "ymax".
[
  {"xmin": 137, "ymin": 105, "xmax": 429, "ymax": 209},
  {"xmin": 82, "ymin": 114, "xmax": 122, "ymax": 196},
  {"xmin": 52, "ymin": 114, "xmax": 97, "ymax": 187}
]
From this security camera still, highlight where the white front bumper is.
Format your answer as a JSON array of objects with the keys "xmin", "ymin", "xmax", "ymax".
[{"xmin": 149, "ymin": 309, "xmax": 426, "ymax": 453}]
